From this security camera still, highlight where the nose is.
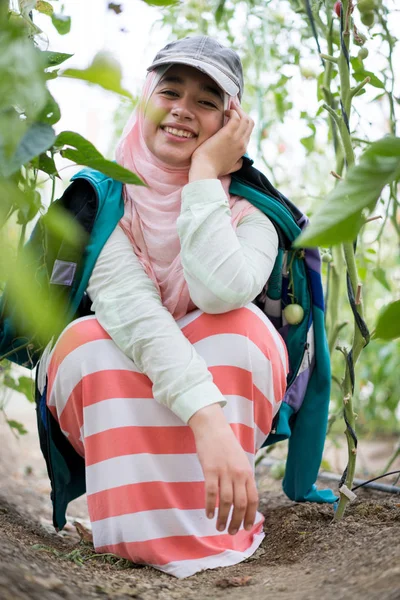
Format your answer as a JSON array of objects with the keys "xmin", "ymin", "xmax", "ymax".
[{"xmin": 171, "ymin": 97, "xmax": 195, "ymax": 121}]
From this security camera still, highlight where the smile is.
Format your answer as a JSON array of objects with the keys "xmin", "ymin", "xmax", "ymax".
[{"xmin": 161, "ymin": 126, "xmax": 197, "ymax": 139}]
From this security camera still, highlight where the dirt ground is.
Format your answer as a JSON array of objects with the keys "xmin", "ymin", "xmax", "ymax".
[{"xmin": 1, "ymin": 403, "xmax": 399, "ymax": 600}]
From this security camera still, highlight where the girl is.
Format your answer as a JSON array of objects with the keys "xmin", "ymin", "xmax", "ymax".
[{"xmin": 45, "ymin": 35, "xmax": 289, "ymax": 578}]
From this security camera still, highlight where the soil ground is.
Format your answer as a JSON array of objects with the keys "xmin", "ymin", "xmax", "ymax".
[{"xmin": 1, "ymin": 399, "xmax": 399, "ymax": 600}]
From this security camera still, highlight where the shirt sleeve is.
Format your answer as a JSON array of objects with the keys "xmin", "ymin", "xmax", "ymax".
[
  {"xmin": 177, "ymin": 179, "xmax": 279, "ymax": 314},
  {"xmin": 86, "ymin": 225, "xmax": 227, "ymax": 424}
]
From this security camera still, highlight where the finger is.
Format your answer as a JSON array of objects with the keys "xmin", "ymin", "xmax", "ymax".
[
  {"xmin": 216, "ymin": 476, "xmax": 233, "ymax": 532},
  {"xmin": 235, "ymin": 112, "xmax": 254, "ymax": 139},
  {"xmin": 243, "ymin": 477, "xmax": 259, "ymax": 531},
  {"xmin": 225, "ymin": 108, "xmax": 240, "ymax": 119},
  {"xmin": 224, "ymin": 109, "xmax": 241, "ymax": 129},
  {"xmin": 228, "ymin": 478, "xmax": 247, "ymax": 535},
  {"xmin": 204, "ymin": 470, "xmax": 219, "ymax": 520}
]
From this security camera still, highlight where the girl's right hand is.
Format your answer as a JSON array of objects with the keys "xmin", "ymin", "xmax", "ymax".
[
  {"xmin": 188, "ymin": 106, "xmax": 254, "ymax": 182},
  {"xmin": 188, "ymin": 403, "xmax": 259, "ymax": 535}
]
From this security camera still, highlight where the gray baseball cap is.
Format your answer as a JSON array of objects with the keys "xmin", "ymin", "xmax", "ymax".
[{"xmin": 147, "ymin": 36, "xmax": 244, "ymax": 99}]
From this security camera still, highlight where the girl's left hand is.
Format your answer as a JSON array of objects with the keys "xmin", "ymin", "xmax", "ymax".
[{"xmin": 188, "ymin": 106, "xmax": 254, "ymax": 182}]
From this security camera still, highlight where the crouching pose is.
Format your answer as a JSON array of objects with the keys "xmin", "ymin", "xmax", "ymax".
[{"xmin": 44, "ymin": 36, "xmax": 290, "ymax": 577}]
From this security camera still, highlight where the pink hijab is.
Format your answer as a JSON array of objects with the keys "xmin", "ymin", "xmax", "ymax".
[{"xmin": 116, "ymin": 68, "xmax": 257, "ymax": 320}]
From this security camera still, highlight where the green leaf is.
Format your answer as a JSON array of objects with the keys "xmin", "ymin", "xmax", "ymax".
[
  {"xmin": 35, "ymin": 0, "xmax": 54, "ymax": 15},
  {"xmin": 372, "ymin": 267, "xmax": 391, "ymax": 291},
  {"xmin": 317, "ymin": 71, "xmax": 324, "ymax": 102},
  {"xmin": 40, "ymin": 50, "xmax": 73, "ymax": 67},
  {"xmin": 0, "ymin": 123, "xmax": 56, "ymax": 177},
  {"xmin": 300, "ymin": 135, "xmax": 314, "ymax": 153},
  {"xmin": 0, "ymin": 25, "xmax": 47, "ymax": 124},
  {"xmin": 294, "ymin": 136, "xmax": 400, "ymax": 247},
  {"xmin": 55, "ymin": 130, "xmax": 103, "ymax": 159},
  {"xmin": 142, "ymin": 0, "xmax": 179, "ymax": 5},
  {"xmin": 375, "ymin": 300, "xmax": 400, "ymax": 341},
  {"xmin": 62, "ymin": 51, "xmax": 133, "ymax": 99},
  {"xmin": 17, "ymin": 189, "xmax": 42, "ymax": 224},
  {"xmin": 37, "ymin": 91, "xmax": 61, "ymax": 125},
  {"xmin": 45, "ymin": 69, "xmax": 59, "ymax": 81},
  {"xmin": 42, "ymin": 202, "xmax": 88, "ymax": 247},
  {"xmin": 61, "ymin": 149, "xmax": 145, "ymax": 185},
  {"xmin": 55, "ymin": 131, "xmax": 145, "ymax": 185},
  {"xmin": 38, "ymin": 152, "xmax": 60, "ymax": 178},
  {"xmin": 6, "ymin": 420, "xmax": 28, "ymax": 436},
  {"xmin": 0, "ymin": 225, "xmax": 72, "ymax": 346},
  {"xmin": 51, "ymin": 13, "xmax": 71, "ymax": 35},
  {"xmin": 4, "ymin": 374, "xmax": 34, "ymax": 402},
  {"xmin": 215, "ymin": 0, "xmax": 225, "ymax": 23},
  {"xmin": 353, "ymin": 70, "xmax": 385, "ymax": 89}
]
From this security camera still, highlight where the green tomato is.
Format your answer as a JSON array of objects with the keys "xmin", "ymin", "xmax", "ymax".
[
  {"xmin": 358, "ymin": 47, "xmax": 369, "ymax": 60},
  {"xmin": 361, "ymin": 11, "xmax": 375, "ymax": 26},
  {"xmin": 322, "ymin": 252, "xmax": 333, "ymax": 263},
  {"xmin": 283, "ymin": 303, "xmax": 304, "ymax": 325},
  {"xmin": 357, "ymin": 0, "xmax": 376, "ymax": 12}
]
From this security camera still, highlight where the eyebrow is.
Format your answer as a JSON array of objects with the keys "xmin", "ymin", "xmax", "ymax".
[{"xmin": 157, "ymin": 75, "xmax": 224, "ymax": 102}]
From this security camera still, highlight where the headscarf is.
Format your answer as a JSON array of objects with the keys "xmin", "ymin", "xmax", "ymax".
[{"xmin": 116, "ymin": 67, "xmax": 257, "ymax": 320}]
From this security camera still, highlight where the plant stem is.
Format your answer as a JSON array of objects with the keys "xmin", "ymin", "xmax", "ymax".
[{"xmin": 330, "ymin": 0, "xmax": 370, "ymax": 520}]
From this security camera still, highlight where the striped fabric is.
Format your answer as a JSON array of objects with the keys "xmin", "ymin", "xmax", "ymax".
[{"xmin": 46, "ymin": 303, "xmax": 288, "ymax": 578}]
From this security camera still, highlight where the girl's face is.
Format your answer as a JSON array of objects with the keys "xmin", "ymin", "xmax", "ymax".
[{"xmin": 142, "ymin": 64, "xmax": 225, "ymax": 167}]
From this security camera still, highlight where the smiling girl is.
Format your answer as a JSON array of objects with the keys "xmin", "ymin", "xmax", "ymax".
[{"xmin": 45, "ymin": 36, "xmax": 288, "ymax": 578}]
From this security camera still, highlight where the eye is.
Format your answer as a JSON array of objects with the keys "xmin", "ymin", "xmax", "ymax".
[
  {"xmin": 160, "ymin": 89, "xmax": 179, "ymax": 97},
  {"xmin": 199, "ymin": 100, "xmax": 219, "ymax": 109}
]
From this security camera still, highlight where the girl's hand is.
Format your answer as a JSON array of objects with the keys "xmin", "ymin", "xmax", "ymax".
[
  {"xmin": 188, "ymin": 404, "xmax": 259, "ymax": 535},
  {"xmin": 188, "ymin": 106, "xmax": 254, "ymax": 182}
]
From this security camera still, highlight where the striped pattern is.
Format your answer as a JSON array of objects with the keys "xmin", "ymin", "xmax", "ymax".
[{"xmin": 46, "ymin": 304, "xmax": 288, "ymax": 578}]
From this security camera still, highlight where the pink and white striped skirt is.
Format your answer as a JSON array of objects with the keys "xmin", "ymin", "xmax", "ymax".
[{"xmin": 46, "ymin": 303, "xmax": 288, "ymax": 578}]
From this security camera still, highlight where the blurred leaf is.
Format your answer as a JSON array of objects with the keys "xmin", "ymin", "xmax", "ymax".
[
  {"xmin": 4, "ymin": 374, "xmax": 34, "ymax": 402},
  {"xmin": 375, "ymin": 301, "xmax": 400, "ymax": 341},
  {"xmin": 42, "ymin": 203, "xmax": 88, "ymax": 247},
  {"xmin": 1, "ymin": 236, "xmax": 69, "ymax": 346},
  {"xmin": 0, "ymin": 179, "xmax": 31, "ymax": 226},
  {"xmin": 295, "ymin": 136, "xmax": 400, "ymax": 247},
  {"xmin": 0, "ymin": 24, "xmax": 47, "ymax": 126},
  {"xmin": 300, "ymin": 135, "xmax": 314, "ymax": 153},
  {"xmin": 51, "ymin": 13, "xmax": 71, "ymax": 35},
  {"xmin": 45, "ymin": 69, "xmax": 59, "ymax": 81},
  {"xmin": 62, "ymin": 51, "xmax": 133, "ymax": 99},
  {"xmin": 19, "ymin": 0, "xmax": 36, "ymax": 16},
  {"xmin": 40, "ymin": 50, "xmax": 73, "ymax": 67},
  {"xmin": 108, "ymin": 2, "xmax": 123, "ymax": 13},
  {"xmin": 35, "ymin": 0, "xmax": 53, "ymax": 15},
  {"xmin": 38, "ymin": 152, "xmax": 60, "ymax": 178},
  {"xmin": 17, "ymin": 189, "xmax": 42, "ymax": 224},
  {"xmin": 215, "ymin": 0, "xmax": 225, "ymax": 24},
  {"xmin": 55, "ymin": 131, "xmax": 145, "ymax": 185},
  {"xmin": 62, "ymin": 149, "xmax": 145, "ymax": 185},
  {"xmin": 142, "ymin": 0, "xmax": 179, "ymax": 5},
  {"xmin": 6, "ymin": 419, "xmax": 28, "ymax": 435},
  {"xmin": 317, "ymin": 71, "xmax": 324, "ymax": 102},
  {"xmin": 0, "ymin": 123, "xmax": 56, "ymax": 177},
  {"xmin": 37, "ymin": 91, "xmax": 61, "ymax": 125},
  {"xmin": 353, "ymin": 70, "xmax": 385, "ymax": 90},
  {"xmin": 372, "ymin": 267, "xmax": 391, "ymax": 291}
]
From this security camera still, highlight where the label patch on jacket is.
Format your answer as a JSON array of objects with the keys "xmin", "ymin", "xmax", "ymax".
[{"xmin": 50, "ymin": 260, "xmax": 77, "ymax": 286}]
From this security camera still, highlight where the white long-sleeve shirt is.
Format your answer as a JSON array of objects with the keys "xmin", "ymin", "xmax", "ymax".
[{"xmin": 87, "ymin": 179, "xmax": 279, "ymax": 424}]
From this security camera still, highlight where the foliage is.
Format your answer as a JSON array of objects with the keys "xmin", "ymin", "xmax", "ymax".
[
  {"xmin": 0, "ymin": 0, "xmax": 141, "ymax": 421},
  {"xmin": 1, "ymin": 0, "xmax": 398, "ymax": 471}
]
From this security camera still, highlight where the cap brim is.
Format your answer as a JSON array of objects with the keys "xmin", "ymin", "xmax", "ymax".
[{"xmin": 148, "ymin": 57, "xmax": 239, "ymax": 97}]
